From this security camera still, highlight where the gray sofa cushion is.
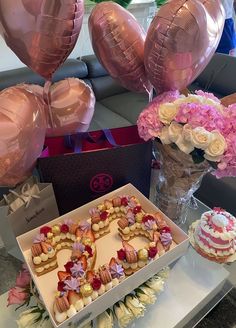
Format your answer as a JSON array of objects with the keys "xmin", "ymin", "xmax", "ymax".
[
  {"xmin": 82, "ymin": 55, "xmax": 127, "ymax": 101},
  {"xmin": 89, "ymin": 102, "xmax": 131, "ymax": 131},
  {"xmin": 100, "ymin": 92, "xmax": 149, "ymax": 125},
  {"xmin": 0, "ymin": 59, "xmax": 88, "ymax": 90},
  {"xmin": 82, "ymin": 55, "xmax": 108, "ymax": 77},
  {"xmin": 89, "ymin": 76, "xmax": 127, "ymax": 101},
  {"xmin": 191, "ymin": 53, "xmax": 236, "ymax": 97}
]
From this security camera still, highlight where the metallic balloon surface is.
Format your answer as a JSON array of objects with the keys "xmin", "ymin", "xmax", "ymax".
[
  {"xmin": 144, "ymin": 0, "xmax": 225, "ymax": 94},
  {"xmin": 0, "ymin": 86, "xmax": 46, "ymax": 187},
  {"xmin": 46, "ymin": 78, "xmax": 95, "ymax": 137},
  {"xmin": 0, "ymin": 0, "xmax": 84, "ymax": 80},
  {"xmin": 89, "ymin": 2, "xmax": 151, "ymax": 94}
]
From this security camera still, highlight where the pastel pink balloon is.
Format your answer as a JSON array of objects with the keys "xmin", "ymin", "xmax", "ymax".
[
  {"xmin": 144, "ymin": 0, "xmax": 225, "ymax": 94},
  {"xmin": 89, "ymin": 2, "xmax": 151, "ymax": 95},
  {"xmin": 0, "ymin": 0, "xmax": 84, "ymax": 80},
  {"xmin": 0, "ymin": 85, "xmax": 46, "ymax": 187},
  {"xmin": 46, "ymin": 78, "xmax": 95, "ymax": 137}
]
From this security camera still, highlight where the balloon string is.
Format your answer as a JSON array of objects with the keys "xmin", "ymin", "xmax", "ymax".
[
  {"xmin": 148, "ymin": 86, "xmax": 154, "ymax": 103},
  {"xmin": 43, "ymin": 80, "xmax": 54, "ymax": 128}
]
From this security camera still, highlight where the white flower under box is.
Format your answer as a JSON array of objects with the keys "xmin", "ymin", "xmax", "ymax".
[{"xmin": 16, "ymin": 183, "xmax": 189, "ymax": 328}]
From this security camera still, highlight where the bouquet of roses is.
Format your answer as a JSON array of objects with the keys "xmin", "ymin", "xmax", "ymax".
[{"xmin": 137, "ymin": 90, "xmax": 236, "ymax": 178}]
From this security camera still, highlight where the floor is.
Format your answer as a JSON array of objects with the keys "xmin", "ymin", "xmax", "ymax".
[{"xmin": 0, "ymin": 247, "xmax": 235, "ymax": 328}]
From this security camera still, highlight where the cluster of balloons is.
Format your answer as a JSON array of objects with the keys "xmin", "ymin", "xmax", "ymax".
[
  {"xmin": 89, "ymin": 0, "xmax": 225, "ymax": 95},
  {"xmin": 0, "ymin": 0, "xmax": 96, "ymax": 186},
  {"xmin": 0, "ymin": 0, "xmax": 225, "ymax": 186}
]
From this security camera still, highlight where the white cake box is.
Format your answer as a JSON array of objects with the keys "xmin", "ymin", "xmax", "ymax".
[{"xmin": 17, "ymin": 184, "xmax": 189, "ymax": 328}]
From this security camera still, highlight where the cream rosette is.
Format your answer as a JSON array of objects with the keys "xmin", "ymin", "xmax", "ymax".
[
  {"xmin": 124, "ymin": 294, "xmax": 145, "ymax": 318},
  {"xmin": 114, "ymin": 301, "xmax": 134, "ymax": 328},
  {"xmin": 135, "ymin": 286, "xmax": 157, "ymax": 305},
  {"xmin": 204, "ymin": 131, "xmax": 227, "ymax": 162}
]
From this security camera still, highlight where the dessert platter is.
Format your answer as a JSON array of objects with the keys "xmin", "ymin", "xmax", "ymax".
[
  {"xmin": 189, "ymin": 207, "xmax": 236, "ymax": 263},
  {"xmin": 17, "ymin": 184, "xmax": 189, "ymax": 328}
]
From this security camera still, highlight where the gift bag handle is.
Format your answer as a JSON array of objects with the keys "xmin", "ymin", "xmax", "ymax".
[
  {"xmin": 65, "ymin": 129, "xmax": 119, "ymax": 153},
  {"xmin": 3, "ymin": 183, "xmax": 40, "ymax": 210}
]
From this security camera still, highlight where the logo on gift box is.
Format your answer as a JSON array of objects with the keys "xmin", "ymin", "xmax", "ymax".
[{"xmin": 90, "ymin": 173, "xmax": 113, "ymax": 193}]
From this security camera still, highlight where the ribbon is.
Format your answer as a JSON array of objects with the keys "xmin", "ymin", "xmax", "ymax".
[{"xmin": 4, "ymin": 183, "xmax": 40, "ymax": 211}]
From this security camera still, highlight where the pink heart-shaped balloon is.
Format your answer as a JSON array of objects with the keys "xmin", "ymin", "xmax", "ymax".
[
  {"xmin": 89, "ymin": 2, "xmax": 151, "ymax": 94},
  {"xmin": 0, "ymin": 0, "xmax": 84, "ymax": 80},
  {"xmin": 144, "ymin": 0, "xmax": 225, "ymax": 94},
  {"xmin": 0, "ymin": 85, "xmax": 46, "ymax": 187},
  {"xmin": 47, "ymin": 78, "xmax": 95, "ymax": 137}
]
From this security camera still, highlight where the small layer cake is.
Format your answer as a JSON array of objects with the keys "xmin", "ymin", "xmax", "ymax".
[
  {"xmin": 31, "ymin": 219, "xmax": 96, "ymax": 276},
  {"xmin": 90, "ymin": 196, "xmax": 140, "ymax": 239},
  {"xmin": 194, "ymin": 208, "xmax": 236, "ymax": 261}
]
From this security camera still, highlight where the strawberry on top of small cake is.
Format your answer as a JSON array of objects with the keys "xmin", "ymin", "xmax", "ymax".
[{"xmin": 194, "ymin": 208, "xmax": 236, "ymax": 262}]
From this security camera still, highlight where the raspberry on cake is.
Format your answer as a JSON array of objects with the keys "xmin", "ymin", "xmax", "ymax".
[{"xmin": 194, "ymin": 208, "xmax": 236, "ymax": 262}]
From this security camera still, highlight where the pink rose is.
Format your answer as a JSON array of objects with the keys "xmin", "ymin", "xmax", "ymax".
[
  {"xmin": 16, "ymin": 270, "xmax": 31, "ymax": 288},
  {"xmin": 7, "ymin": 287, "xmax": 29, "ymax": 306}
]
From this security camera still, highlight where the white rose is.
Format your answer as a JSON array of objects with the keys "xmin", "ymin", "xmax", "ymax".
[
  {"xmin": 191, "ymin": 127, "xmax": 213, "ymax": 150},
  {"xmin": 159, "ymin": 126, "xmax": 171, "ymax": 144},
  {"xmin": 114, "ymin": 301, "xmax": 134, "ymax": 328},
  {"xmin": 156, "ymin": 267, "xmax": 170, "ymax": 280},
  {"xmin": 182, "ymin": 124, "xmax": 192, "ymax": 142},
  {"xmin": 176, "ymin": 135, "xmax": 194, "ymax": 154},
  {"xmin": 204, "ymin": 131, "xmax": 227, "ymax": 162},
  {"xmin": 38, "ymin": 318, "xmax": 53, "ymax": 328},
  {"xmin": 168, "ymin": 122, "xmax": 183, "ymax": 142},
  {"xmin": 174, "ymin": 95, "xmax": 201, "ymax": 105},
  {"xmin": 158, "ymin": 103, "xmax": 178, "ymax": 124},
  {"xmin": 145, "ymin": 277, "xmax": 165, "ymax": 293},
  {"xmin": 136, "ymin": 286, "xmax": 157, "ymax": 305},
  {"xmin": 124, "ymin": 295, "xmax": 145, "ymax": 318},
  {"xmin": 97, "ymin": 309, "xmax": 114, "ymax": 328},
  {"xmin": 16, "ymin": 309, "xmax": 42, "ymax": 328}
]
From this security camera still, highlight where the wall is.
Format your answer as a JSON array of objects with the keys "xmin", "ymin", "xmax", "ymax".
[{"xmin": 0, "ymin": 1, "xmax": 156, "ymax": 72}]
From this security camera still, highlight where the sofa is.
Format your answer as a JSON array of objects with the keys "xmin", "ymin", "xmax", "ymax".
[{"xmin": 0, "ymin": 53, "xmax": 235, "ymax": 215}]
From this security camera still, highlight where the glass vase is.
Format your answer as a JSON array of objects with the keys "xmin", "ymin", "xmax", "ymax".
[{"xmin": 154, "ymin": 142, "xmax": 212, "ymax": 225}]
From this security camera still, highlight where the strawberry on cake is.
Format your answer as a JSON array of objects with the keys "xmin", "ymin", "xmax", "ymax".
[{"xmin": 193, "ymin": 208, "xmax": 236, "ymax": 262}]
